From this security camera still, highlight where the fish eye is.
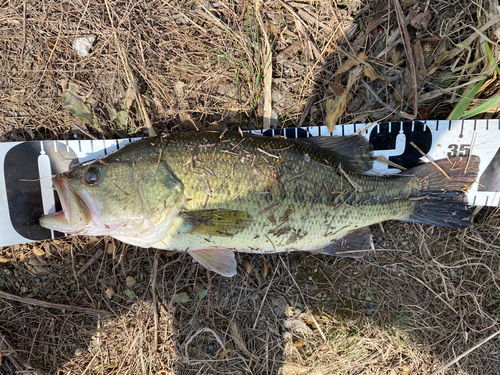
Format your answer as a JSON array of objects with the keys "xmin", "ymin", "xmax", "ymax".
[{"xmin": 84, "ymin": 168, "xmax": 101, "ymax": 185}]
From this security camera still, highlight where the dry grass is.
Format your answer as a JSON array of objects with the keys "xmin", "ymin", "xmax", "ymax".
[{"xmin": 1, "ymin": 0, "xmax": 500, "ymax": 374}]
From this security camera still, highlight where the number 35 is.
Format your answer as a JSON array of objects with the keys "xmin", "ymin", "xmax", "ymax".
[{"xmin": 448, "ymin": 144, "xmax": 470, "ymax": 157}]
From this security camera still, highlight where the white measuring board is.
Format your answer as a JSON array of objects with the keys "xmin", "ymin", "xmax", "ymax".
[{"xmin": 1, "ymin": 120, "xmax": 499, "ymax": 248}]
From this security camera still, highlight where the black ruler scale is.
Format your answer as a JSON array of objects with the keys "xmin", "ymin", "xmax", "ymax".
[{"xmin": 1, "ymin": 120, "xmax": 499, "ymax": 247}]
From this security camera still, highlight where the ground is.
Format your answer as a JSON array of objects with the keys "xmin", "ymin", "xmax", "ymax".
[{"xmin": 1, "ymin": 0, "xmax": 500, "ymax": 374}]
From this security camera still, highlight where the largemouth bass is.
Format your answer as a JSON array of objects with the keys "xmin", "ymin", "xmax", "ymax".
[{"xmin": 40, "ymin": 132, "xmax": 479, "ymax": 276}]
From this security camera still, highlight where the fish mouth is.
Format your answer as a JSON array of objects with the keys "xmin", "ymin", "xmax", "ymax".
[{"xmin": 40, "ymin": 175, "xmax": 92, "ymax": 233}]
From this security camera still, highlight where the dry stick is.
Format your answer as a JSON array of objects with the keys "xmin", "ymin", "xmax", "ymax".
[
  {"xmin": 409, "ymin": 141, "xmax": 451, "ymax": 179},
  {"xmin": 255, "ymin": 3, "xmax": 273, "ymax": 130},
  {"xmin": 252, "ymin": 263, "xmax": 278, "ymax": 329},
  {"xmin": 0, "ymin": 290, "xmax": 110, "ymax": 316},
  {"xmin": 19, "ymin": 0, "xmax": 26, "ymax": 63},
  {"xmin": 0, "ymin": 333, "xmax": 25, "ymax": 372},
  {"xmin": 361, "ymin": 80, "xmax": 414, "ymax": 120},
  {"xmin": 77, "ymin": 249, "xmax": 103, "ymax": 276},
  {"xmin": 103, "ymin": 0, "xmax": 156, "ymax": 137},
  {"xmin": 431, "ymin": 329, "xmax": 500, "ymax": 375},
  {"xmin": 392, "ymin": 0, "xmax": 417, "ymax": 119},
  {"xmin": 151, "ymin": 252, "xmax": 160, "ymax": 352}
]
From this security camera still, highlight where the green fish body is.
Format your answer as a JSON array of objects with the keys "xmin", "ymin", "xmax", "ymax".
[{"xmin": 40, "ymin": 132, "xmax": 479, "ymax": 276}]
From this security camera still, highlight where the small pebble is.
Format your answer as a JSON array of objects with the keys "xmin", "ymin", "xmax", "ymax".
[
  {"xmin": 105, "ymin": 287, "xmax": 115, "ymax": 299},
  {"xmin": 79, "ymin": 257, "xmax": 86, "ymax": 266},
  {"xmin": 74, "ymin": 348, "xmax": 84, "ymax": 356},
  {"xmin": 126, "ymin": 276, "xmax": 137, "ymax": 288},
  {"xmin": 106, "ymin": 242, "xmax": 115, "ymax": 255}
]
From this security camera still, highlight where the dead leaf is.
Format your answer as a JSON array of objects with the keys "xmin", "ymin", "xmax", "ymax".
[
  {"xmin": 402, "ymin": 0, "xmax": 418, "ymax": 7},
  {"xmin": 413, "ymin": 40, "xmax": 427, "ymax": 79},
  {"xmin": 410, "ymin": 9, "xmax": 431, "ymax": 32},
  {"xmin": 63, "ymin": 91, "xmax": 95, "ymax": 127},
  {"xmin": 325, "ymin": 82, "xmax": 347, "ymax": 132},
  {"xmin": 174, "ymin": 81, "xmax": 186, "ymax": 97},
  {"xmin": 334, "ymin": 52, "xmax": 368, "ymax": 77},
  {"xmin": 363, "ymin": 64, "xmax": 377, "ymax": 81},
  {"xmin": 292, "ymin": 339, "xmax": 307, "ymax": 348},
  {"xmin": 123, "ymin": 86, "xmax": 135, "ymax": 110}
]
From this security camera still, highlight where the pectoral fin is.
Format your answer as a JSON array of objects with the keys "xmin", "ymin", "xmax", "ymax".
[
  {"xmin": 188, "ymin": 248, "xmax": 237, "ymax": 277},
  {"xmin": 182, "ymin": 209, "xmax": 252, "ymax": 236},
  {"xmin": 314, "ymin": 227, "xmax": 373, "ymax": 258}
]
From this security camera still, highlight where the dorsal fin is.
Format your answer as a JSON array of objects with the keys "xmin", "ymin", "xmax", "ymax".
[{"xmin": 295, "ymin": 134, "xmax": 373, "ymax": 173}]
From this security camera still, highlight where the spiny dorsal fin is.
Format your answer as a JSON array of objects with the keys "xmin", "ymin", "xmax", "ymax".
[
  {"xmin": 182, "ymin": 209, "xmax": 252, "ymax": 236},
  {"xmin": 295, "ymin": 134, "xmax": 373, "ymax": 173}
]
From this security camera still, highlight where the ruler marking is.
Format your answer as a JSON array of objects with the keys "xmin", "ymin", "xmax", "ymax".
[
  {"xmin": 473, "ymin": 195, "xmax": 476, "ymax": 205},
  {"xmin": 485, "ymin": 196, "xmax": 489, "ymax": 206}
]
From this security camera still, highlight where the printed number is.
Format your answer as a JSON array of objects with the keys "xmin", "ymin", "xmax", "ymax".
[{"xmin": 447, "ymin": 144, "xmax": 470, "ymax": 157}]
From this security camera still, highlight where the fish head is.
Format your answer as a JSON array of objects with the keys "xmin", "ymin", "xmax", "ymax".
[{"xmin": 41, "ymin": 144, "xmax": 184, "ymax": 242}]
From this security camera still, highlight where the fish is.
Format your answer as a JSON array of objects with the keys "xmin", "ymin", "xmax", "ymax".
[{"xmin": 40, "ymin": 132, "xmax": 479, "ymax": 277}]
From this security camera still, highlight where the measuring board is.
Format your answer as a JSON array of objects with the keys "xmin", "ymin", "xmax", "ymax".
[{"xmin": 1, "ymin": 119, "xmax": 499, "ymax": 247}]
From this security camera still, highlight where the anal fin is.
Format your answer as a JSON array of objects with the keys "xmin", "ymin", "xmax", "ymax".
[
  {"xmin": 188, "ymin": 248, "xmax": 237, "ymax": 277},
  {"xmin": 313, "ymin": 227, "xmax": 373, "ymax": 258}
]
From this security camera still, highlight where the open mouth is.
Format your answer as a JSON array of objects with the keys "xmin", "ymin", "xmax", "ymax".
[{"xmin": 40, "ymin": 175, "xmax": 91, "ymax": 233}]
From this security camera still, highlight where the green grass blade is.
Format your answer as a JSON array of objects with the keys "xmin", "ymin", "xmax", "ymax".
[
  {"xmin": 460, "ymin": 94, "xmax": 500, "ymax": 119},
  {"xmin": 447, "ymin": 79, "xmax": 485, "ymax": 120},
  {"xmin": 484, "ymin": 38, "xmax": 500, "ymax": 76}
]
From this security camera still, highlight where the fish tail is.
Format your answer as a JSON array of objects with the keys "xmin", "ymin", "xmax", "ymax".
[{"xmin": 403, "ymin": 156, "xmax": 480, "ymax": 228}]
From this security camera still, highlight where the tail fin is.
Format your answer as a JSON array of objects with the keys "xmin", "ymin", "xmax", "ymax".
[{"xmin": 402, "ymin": 156, "xmax": 479, "ymax": 228}]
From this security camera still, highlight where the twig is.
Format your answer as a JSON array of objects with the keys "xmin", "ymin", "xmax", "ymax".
[
  {"xmin": 409, "ymin": 141, "xmax": 450, "ymax": 179},
  {"xmin": 151, "ymin": 251, "xmax": 159, "ymax": 352},
  {"xmin": 252, "ymin": 263, "xmax": 278, "ymax": 329},
  {"xmin": 255, "ymin": 1, "xmax": 273, "ymax": 130},
  {"xmin": 19, "ymin": 0, "xmax": 26, "ymax": 63},
  {"xmin": 77, "ymin": 249, "xmax": 103, "ymax": 276},
  {"xmin": 71, "ymin": 121, "xmax": 98, "ymax": 140},
  {"xmin": 0, "ymin": 290, "xmax": 110, "ymax": 316},
  {"xmin": 392, "ymin": 0, "xmax": 417, "ymax": 119},
  {"xmin": 430, "ymin": 329, "xmax": 500, "ymax": 375},
  {"xmin": 0, "ymin": 333, "xmax": 25, "ymax": 372}
]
